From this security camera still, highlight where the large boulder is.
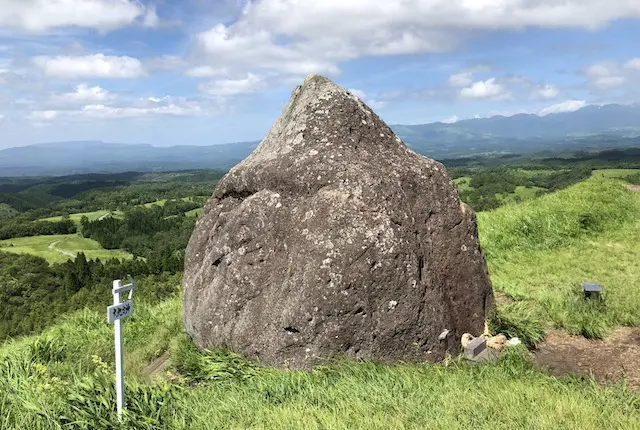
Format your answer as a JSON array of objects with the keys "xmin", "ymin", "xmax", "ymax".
[{"xmin": 184, "ymin": 74, "xmax": 494, "ymax": 369}]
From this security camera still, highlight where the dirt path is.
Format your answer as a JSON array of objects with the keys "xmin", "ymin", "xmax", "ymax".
[
  {"xmin": 98, "ymin": 212, "xmax": 112, "ymax": 220},
  {"xmin": 626, "ymin": 185, "xmax": 640, "ymax": 192},
  {"xmin": 534, "ymin": 327, "xmax": 640, "ymax": 390},
  {"xmin": 48, "ymin": 239, "xmax": 76, "ymax": 257}
]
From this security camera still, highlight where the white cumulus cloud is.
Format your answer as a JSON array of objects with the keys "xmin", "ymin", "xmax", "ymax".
[
  {"xmin": 0, "ymin": 0, "xmax": 149, "ymax": 32},
  {"xmin": 532, "ymin": 84, "xmax": 559, "ymax": 99},
  {"xmin": 188, "ymin": 1, "xmax": 640, "ymax": 80},
  {"xmin": 51, "ymin": 84, "xmax": 112, "ymax": 104},
  {"xmin": 33, "ymin": 54, "xmax": 146, "ymax": 79},
  {"xmin": 459, "ymin": 78, "xmax": 509, "ymax": 100},
  {"xmin": 24, "ymin": 94, "xmax": 217, "ymax": 122},
  {"xmin": 539, "ymin": 100, "xmax": 587, "ymax": 116},
  {"xmin": 80, "ymin": 103, "xmax": 203, "ymax": 119},
  {"xmin": 584, "ymin": 62, "xmax": 626, "ymax": 89}
]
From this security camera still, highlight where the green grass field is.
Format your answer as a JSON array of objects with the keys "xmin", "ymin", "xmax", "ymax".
[
  {"xmin": 0, "ymin": 234, "xmax": 132, "ymax": 264},
  {"xmin": 185, "ymin": 208, "xmax": 203, "ymax": 218},
  {"xmin": 1, "ymin": 177, "xmax": 639, "ymax": 428},
  {"xmin": 144, "ymin": 197, "xmax": 201, "ymax": 208},
  {"xmin": 498, "ymin": 185, "xmax": 545, "ymax": 204},
  {"xmin": 592, "ymin": 168, "xmax": 640, "ymax": 179},
  {"xmin": 41, "ymin": 210, "xmax": 123, "ymax": 225},
  {"xmin": 479, "ymin": 178, "xmax": 640, "ymax": 340}
]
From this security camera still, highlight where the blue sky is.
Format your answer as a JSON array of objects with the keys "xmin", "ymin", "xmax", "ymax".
[{"xmin": 1, "ymin": 0, "xmax": 640, "ymax": 149}]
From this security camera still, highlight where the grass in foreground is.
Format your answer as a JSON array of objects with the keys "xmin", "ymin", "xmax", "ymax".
[
  {"xmin": 0, "ymin": 234, "xmax": 132, "ymax": 264},
  {"xmin": 1, "ymin": 295, "xmax": 638, "ymax": 430}
]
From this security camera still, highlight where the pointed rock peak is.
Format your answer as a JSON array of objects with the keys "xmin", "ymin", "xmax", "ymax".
[
  {"xmin": 233, "ymin": 74, "xmax": 398, "ymax": 169},
  {"xmin": 214, "ymin": 73, "xmax": 418, "ymax": 199},
  {"xmin": 302, "ymin": 73, "xmax": 334, "ymax": 87}
]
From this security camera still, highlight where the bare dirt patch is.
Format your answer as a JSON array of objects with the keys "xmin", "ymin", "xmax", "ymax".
[{"xmin": 534, "ymin": 328, "xmax": 640, "ymax": 390}]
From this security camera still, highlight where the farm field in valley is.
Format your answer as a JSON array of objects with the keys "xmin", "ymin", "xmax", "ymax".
[
  {"xmin": 0, "ymin": 234, "xmax": 133, "ymax": 264},
  {"xmin": 40, "ymin": 210, "xmax": 122, "ymax": 225},
  {"xmin": 592, "ymin": 168, "xmax": 639, "ymax": 178}
]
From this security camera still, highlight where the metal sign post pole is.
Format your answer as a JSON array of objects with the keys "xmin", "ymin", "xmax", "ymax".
[
  {"xmin": 113, "ymin": 279, "xmax": 125, "ymax": 418},
  {"xmin": 108, "ymin": 278, "xmax": 135, "ymax": 419}
]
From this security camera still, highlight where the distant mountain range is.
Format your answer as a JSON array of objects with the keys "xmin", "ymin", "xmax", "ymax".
[
  {"xmin": 2, "ymin": 103, "xmax": 640, "ymax": 176},
  {"xmin": 391, "ymin": 103, "xmax": 640, "ymax": 158},
  {"xmin": 0, "ymin": 141, "xmax": 260, "ymax": 177}
]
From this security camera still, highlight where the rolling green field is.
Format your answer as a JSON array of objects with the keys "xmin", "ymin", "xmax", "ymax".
[
  {"xmin": 144, "ymin": 196, "xmax": 203, "ymax": 208},
  {"xmin": 1, "ymin": 177, "xmax": 639, "ymax": 429},
  {"xmin": 498, "ymin": 185, "xmax": 545, "ymax": 204},
  {"xmin": 41, "ymin": 210, "xmax": 123, "ymax": 225},
  {"xmin": 185, "ymin": 207, "xmax": 203, "ymax": 218},
  {"xmin": 479, "ymin": 178, "xmax": 640, "ymax": 340},
  {"xmin": 0, "ymin": 234, "xmax": 132, "ymax": 264},
  {"xmin": 454, "ymin": 176, "xmax": 545, "ymax": 205},
  {"xmin": 592, "ymin": 168, "xmax": 639, "ymax": 178}
]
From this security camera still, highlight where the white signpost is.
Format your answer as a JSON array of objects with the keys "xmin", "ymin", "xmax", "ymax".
[{"xmin": 108, "ymin": 278, "xmax": 135, "ymax": 418}]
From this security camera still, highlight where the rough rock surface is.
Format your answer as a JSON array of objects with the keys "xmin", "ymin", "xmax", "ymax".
[{"xmin": 183, "ymin": 74, "xmax": 494, "ymax": 369}]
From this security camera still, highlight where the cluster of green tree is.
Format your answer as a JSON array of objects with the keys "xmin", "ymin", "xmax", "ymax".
[
  {"xmin": 0, "ymin": 191, "xmax": 58, "ymax": 212},
  {"xmin": 626, "ymin": 172, "xmax": 640, "ymax": 185},
  {"xmin": 440, "ymin": 147, "xmax": 640, "ymax": 170},
  {"xmin": 81, "ymin": 206, "xmax": 195, "ymax": 272},
  {"xmin": 0, "ymin": 170, "xmax": 223, "ymax": 221},
  {"xmin": 526, "ymin": 167, "xmax": 592, "ymax": 191},
  {"xmin": 0, "ymin": 252, "xmax": 181, "ymax": 340},
  {"xmin": 0, "ymin": 251, "xmax": 181, "ymax": 340},
  {"xmin": 0, "ymin": 203, "xmax": 19, "ymax": 220},
  {"xmin": 0, "ymin": 219, "xmax": 76, "ymax": 240},
  {"xmin": 162, "ymin": 199, "xmax": 201, "ymax": 217},
  {"xmin": 456, "ymin": 167, "xmax": 593, "ymax": 211}
]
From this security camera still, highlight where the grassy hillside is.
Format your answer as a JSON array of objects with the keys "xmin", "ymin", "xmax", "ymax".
[
  {"xmin": 592, "ymin": 168, "xmax": 639, "ymax": 178},
  {"xmin": 1, "ymin": 177, "xmax": 639, "ymax": 429},
  {"xmin": 41, "ymin": 210, "xmax": 122, "ymax": 225},
  {"xmin": 479, "ymin": 178, "xmax": 640, "ymax": 340},
  {"xmin": 0, "ymin": 234, "xmax": 133, "ymax": 264}
]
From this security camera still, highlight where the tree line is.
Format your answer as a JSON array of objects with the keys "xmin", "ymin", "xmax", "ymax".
[
  {"xmin": 0, "ymin": 219, "xmax": 76, "ymax": 240},
  {"xmin": 0, "ymin": 250, "xmax": 181, "ymax": 340},
  {"xmin": 80, "ymin": 205, "xmax": 195, "ymax": 273}
]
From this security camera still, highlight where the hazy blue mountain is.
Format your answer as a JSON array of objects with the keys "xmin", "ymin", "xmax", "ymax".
[
  {"xmin": 2, "ymin": 103, "xmax": 640, "ymax": 176},
  {"xmin": 391, "ymin": 103, "xmax": 640, "ymax": 157},
  {"xmin": 0, "ymin": 140, "xmax": 259, "ymax": 176}
]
